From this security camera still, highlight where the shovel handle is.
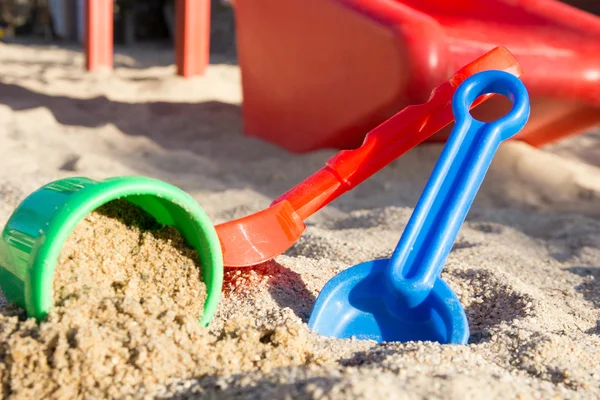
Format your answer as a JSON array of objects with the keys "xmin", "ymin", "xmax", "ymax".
[
  {"xmin": 271, "ymin": 47, "xmax": 522, "ymax": 221},
  {"xmin": 385, "ymin": 70, "xmax": 530, "ymax": 308}
]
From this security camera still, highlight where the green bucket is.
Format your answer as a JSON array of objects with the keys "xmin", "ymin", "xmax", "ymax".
[{"xmin": 0, "ymin": 176, "xmax": 223, "ymax": 326}]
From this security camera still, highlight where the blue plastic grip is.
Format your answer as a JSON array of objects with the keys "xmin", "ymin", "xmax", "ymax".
[{"xmin": 385, "ymin": 70, "xmax": 530, "ymax": 308}]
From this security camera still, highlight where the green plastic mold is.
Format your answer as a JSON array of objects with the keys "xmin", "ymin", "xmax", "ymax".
[{"xmin": 0, "ymin": 176, "xmax": 223, "ymax": 326}]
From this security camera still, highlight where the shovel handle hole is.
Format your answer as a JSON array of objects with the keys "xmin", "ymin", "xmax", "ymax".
[
  {"xmin": 469, "ymin": 93, "xmax": 513, "ymax": 123},
  {"xmin": 453, "ymin": 70, "xmax": 530, "ymax": 139}
]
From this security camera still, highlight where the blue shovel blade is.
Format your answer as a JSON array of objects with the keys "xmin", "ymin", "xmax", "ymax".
[{"xmin": 307, "ymin": 259, "xmax": 469, "ymax": 344}]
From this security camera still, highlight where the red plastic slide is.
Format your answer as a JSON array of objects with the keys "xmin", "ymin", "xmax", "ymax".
[{"xmin": 233, "ymin": 0, "xmax": 600, "ymax": 152}]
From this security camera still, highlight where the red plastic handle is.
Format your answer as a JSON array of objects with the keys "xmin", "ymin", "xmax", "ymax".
[{"xmin": 271, "ymin": 46, "xmax": 523, "ymax": 220}]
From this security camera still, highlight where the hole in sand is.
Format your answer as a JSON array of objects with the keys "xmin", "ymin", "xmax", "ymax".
[{"xmin": 445, "ymin": 269, "xmax": 535, "ymax": 343}]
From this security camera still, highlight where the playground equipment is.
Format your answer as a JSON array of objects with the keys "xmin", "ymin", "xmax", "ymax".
[
  {"xmin": 233, "ymin": 0, "xmax": 600, "ymax": 152},
  {"xmin": 308, "ymin": 70, "xmax": 530, "ymax": 344},
  {"xmin": 85, "ymin": 0, "xmax": 210, "ymax": 76}
]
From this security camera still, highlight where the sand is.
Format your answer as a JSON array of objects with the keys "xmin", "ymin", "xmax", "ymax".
[
  {"xmin": 0, "ymin": 40, "xmax": 598, "ymax": 399},
  {"xmin": 0, "ymin": 200, "xmax": 210, "ymax": 398},
  {"xmin": 55, "ymin": 200, "xmax": 208, "ymax": 318}
]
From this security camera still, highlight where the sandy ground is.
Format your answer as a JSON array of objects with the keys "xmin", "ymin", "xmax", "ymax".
[{"xmin": 0, "ymin": 41, "xmax": 599, "ymax": 399}]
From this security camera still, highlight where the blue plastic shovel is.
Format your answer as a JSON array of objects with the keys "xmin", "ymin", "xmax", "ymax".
[{"xmin": 307, "ymin": 70, "xmax": 530, "ymax": 344}]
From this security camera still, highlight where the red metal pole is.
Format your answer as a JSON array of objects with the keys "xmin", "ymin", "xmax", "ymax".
[
  {"xmin": 176, "ymin": 0, "xmax": 211, "ymax": 77},
  {"xmin": 85, "ymin": 0, "xmax": 113, "ymax": 72}
]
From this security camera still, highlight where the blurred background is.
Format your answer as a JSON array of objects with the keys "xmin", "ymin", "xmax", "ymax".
[
  {"xmin": 0, "ymin": 0, "xmax": 598, "ymax": 54},
  {"xmin": 0, "ymin": 0, "xmax": 235, "ymax": 54}
]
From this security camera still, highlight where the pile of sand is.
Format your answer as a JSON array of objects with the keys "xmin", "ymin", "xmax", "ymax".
[
  {"xmin": 54, "ymin": 200, "xmax": 208, "ymax": 317},
  {"xmin": 0, "ymin": 41, "xmax": 598, "ymax": 399},
  {"xmin": 0, "ymin": 201, "xmax": 321, "ymax": 399}
]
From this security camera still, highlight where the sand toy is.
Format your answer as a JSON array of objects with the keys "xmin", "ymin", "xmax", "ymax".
[
  {"xmin": 233, "ymin": 0, "xmax": 600, "ymax": 153},
  {"xmin": 216, "ymin": 47, "xmax": 521, "ymax": 267},
  {"xmin": 0, "ymin": 50, "xmax": 520, "ymax": 322},
  {"xmin": 308, "ymin": 70, "xmax": 530, "ymax": 344},
  {"xmin": 0, "ymin": 176, "xmax": 223, "ymax": 326}
]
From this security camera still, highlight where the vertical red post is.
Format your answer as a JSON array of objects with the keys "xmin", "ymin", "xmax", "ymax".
[
  {"xmin": 85, "ymin": 0, "xmax": 113, "ymax": 72},
  {"xmin": 176, "ymin": 0, "xmax": 211, "ymax": 77}
]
